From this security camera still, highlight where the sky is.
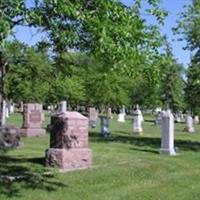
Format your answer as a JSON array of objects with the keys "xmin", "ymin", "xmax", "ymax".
[
  {"xmin": 14, "ymin": 0, "xmax": 191, "ymax": 67},
  {"xmin": 121, "ymin": 0, "xmax": 191, "ymax": 67}
]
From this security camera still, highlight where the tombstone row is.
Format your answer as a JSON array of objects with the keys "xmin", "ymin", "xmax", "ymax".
[{"xmin": 7, "ymin": 102, "xmax": 200, "ymax": 172}]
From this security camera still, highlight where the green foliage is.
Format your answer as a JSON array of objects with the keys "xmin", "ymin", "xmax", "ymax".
[
  {"xmin": 0, "ymin": 0, "xmax": 26, "ymax": 47},
  {"xmin": 158, "ymin": 43, "xmax": 185, "ymax": 111},
  {"xmin": 185, "ymin": 52, "xmax": 200, "ymax": 114},
  {"xmin": 175, "ymin": 0, "xmax": 200, "ymax": 113},
  {"xmin": 4, "ymin": 40, "xmax": 52, "ymax": 103}
]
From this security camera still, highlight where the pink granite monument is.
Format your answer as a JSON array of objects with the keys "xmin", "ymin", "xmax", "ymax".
[
  {"xmin": 21, "ymin": 103, "xmax": 45, "ymax": 137},
  {"xmin": 46, "ymin": 111, "xmax": 92, "ymax": 171}
]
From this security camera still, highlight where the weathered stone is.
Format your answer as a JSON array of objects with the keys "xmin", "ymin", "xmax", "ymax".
[
  {"xmin": 99, "ymin": 116, "xmax": 110, "ymax": 137},
  {"xmin": 160, "ymin": 110, "xmax": 176, "ymax": 156},
  {"xmin": 194, "ymin": 115, "xmax": 199, "ymax": 124},
  {"xmin": 0, "ymin": 125, "xmax": 22, "ymax": 149},
  {"xmin": 46, "ymin": 148, "xmax": 92, "ymax": 170},
  {"xmin": 88, "ymin": 107, "xmax": 98, "ymax": 128},
  {"xmin": 117, "ymin": 113, "xmax": 125, "ymax": 122},
  {"xmin": 107, "ymin": 107, "xmax": 113, "ymax": 119},
  {"xmin": 184, "ymin": 114, "xmax": 195, "ymax": 133},
  {"xmin": 21, "ymin": 103, "xmax": 45, "ymax": 137},
  {"xmin": 46, "ymin": 111, "xmax": 92, "ymax": 171},
  {"xmin": 155, "ymin": 112, "xmax": 162, "ymax": 125},
  {"xmin": 133, "ymin": 106, "xmax": 143, "ymax": 134}
]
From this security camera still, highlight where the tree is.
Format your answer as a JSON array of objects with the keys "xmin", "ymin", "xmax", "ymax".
[
  {"xmin": 185, "ymin": 52, "xmax": 200, "ymax": 114},
  {"xmin": 4, "ymin": 40, "xmax": 52, "ymax": 103},
  {"xmin": 175, "ymin": 0, "xmax": 200, "ymax": 113},
  {"xmin": 29, "ymin": 0, "xmax": 167, "ymax": 108},
  {"xmin": 158, "ymin": 42, "xmax": 185, "ymax": 111}
]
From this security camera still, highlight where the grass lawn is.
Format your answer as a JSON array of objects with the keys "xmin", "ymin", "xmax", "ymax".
[{"xmin": 1, "ymin": 112, "xmax": 200, "ymax": 200}]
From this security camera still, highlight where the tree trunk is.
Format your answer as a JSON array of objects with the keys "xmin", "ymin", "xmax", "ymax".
[{"xmin": 0, "ymin": 52, "xmax": 7, "ymax": 126}]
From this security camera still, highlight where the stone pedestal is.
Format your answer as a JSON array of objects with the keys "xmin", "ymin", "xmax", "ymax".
[
  {"xmin": 21, "ymin": 103, "xmax": 45, "ymax": 137},
  {"xmin": 89, "ymin": 107, "xmax": 98, "ymax": 128},
  {"xmin": 46, "ymin": 112, "xmax": 92, "ymax": 170},
  {"xmin": 184, "ymin": 115, "xmax": 195, "ymax": 133},
  {"xmin": 160, "ymin": 110, "xmax": 176, "ymax": 156}
]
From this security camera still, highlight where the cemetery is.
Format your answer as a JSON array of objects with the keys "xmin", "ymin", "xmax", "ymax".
[{"xmin": 1, "ymin": 0, "xmax": 200, "ymax": 200}]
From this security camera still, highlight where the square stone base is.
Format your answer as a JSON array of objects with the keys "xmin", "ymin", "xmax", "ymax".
[
  {"xmin": 20, "ymin": 128, "xmax": 46, "ymax": 137},
  {"xmin": 46, "ymin": 148, "xmax": 92, "ymax": 170},
  {"xmin": 160, "ymin": 148, "xmax": 176, "ymax": 156}
]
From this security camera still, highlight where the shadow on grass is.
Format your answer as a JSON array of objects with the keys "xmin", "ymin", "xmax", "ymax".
[
  {"xmin": 89, "ymin": 131, "xmax": 200, "ymax": 152},
  {"xmin": 0, "ymin": 154, "xmax": 67, "ymax": 198}
]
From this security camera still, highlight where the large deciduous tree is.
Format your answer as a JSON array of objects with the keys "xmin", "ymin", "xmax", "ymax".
[
  {"xmin": 29, "ymin": 0, "xmax": 167, "ymax": 107},
  {"xmin": 175, "ymin": 0, "xmax": 200, "ymax": 113},
  {"xmin": 0, "ymin": 0, "xmax": 28, "ymax": 125}
]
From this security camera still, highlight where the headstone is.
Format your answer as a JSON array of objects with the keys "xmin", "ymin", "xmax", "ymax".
[
  {"xmin": 21, "ymin": 103, "xmax": 45, "ymax": 137},
  {"xmin": 107, "ymin": 107, "xmax": 113, "ymax": 119},
  {"xmin": 9, "ymin": 103, "xmax": 15, "ymax": 114},
  {"xmin": 174, "ymin": 113, "xmax": 181, "ymax": 123},
  {"xmin": 99, "ymin": 116, "xmax": 110, "ymax": 137},
  {"xmin": 194, "ymin": 115, "xmax": 199, "ymax": 124},
  {"xmin": 133, "ymin": 110, "xmax": 143, "ymax": 134},
  {"xmin": 46, "ymin": 112, "xmax": 92, "ymax": 170},
  {"xmin": 0, "ymin": 100, "xmax": 6, "ymax": 126},
  {"xmin": 155, "ymin": 111, "xmax": 162, "ymax": 125},
  {"xmin": 160, "ymin": 110, "xmax": 176, "ymax": 155},
  {"xmin": 117, "ymin": 113, "xmax": 125, "ymax": 122},
  {"xmin": 0, "ymin": 125, "xmax": 22, "ymax": 149},
  {"xmin": 184, "ymin": 114, "xmax": 195, "ymax": 133},
  {"xmin": 89, "ymin": 107, "xmax": 98, "ymax": 128},
  {"xmin": 122, "ymin": 105, "xmax": 126, "ymax": 115},
  {"xmin": 133, "ymin": 106, "xmax": 143, "ymax": 134},
  {"xmin": 60, "ymin": 101, "xmax": 67, "ymax": 112},
  {"xmin": 5, "ymin": 106, "xmax": 9, "ymax": 118}
]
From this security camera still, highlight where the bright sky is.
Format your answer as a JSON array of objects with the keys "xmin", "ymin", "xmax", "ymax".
[
  {"xmin": 121, "ymin": 0, "xmax": 191, "ymax": 67},
  {"xmin": 14, "ymin": 0, "xmax": 191, "ymax": 67}
]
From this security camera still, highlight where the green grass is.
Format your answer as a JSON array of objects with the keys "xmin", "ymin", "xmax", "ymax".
[{"xmin": 1, "ymin": 113, "xmax": 200, "ymax": 200}]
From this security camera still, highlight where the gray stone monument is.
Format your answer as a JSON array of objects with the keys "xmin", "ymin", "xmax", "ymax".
[
  {"xmin": 100, "ymin": 116, "xmax": 110, "ymax": 137},
  {"xmin": 89, "ymin": 107, "xmax": 98, "ymax": 128},
  {"xmin": 160, "ymin": 110, "xmax": 176, "ymax": 155},
  {"xmin": 155, "ymin": 111, "xmax": 162, "ymax": 125},
  {"xmin": 60, "ymin": 101, "xmax": 67, "ymax": 113},
  {"xmin": 46, "ymin": 112, "xmax": 92, "ymax": 170},
  {"xmin": 184, "ymin": 114, "xmax": 195, "ymax": 133}
]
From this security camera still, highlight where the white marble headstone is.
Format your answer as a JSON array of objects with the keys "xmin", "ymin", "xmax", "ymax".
[
  {"xmin": 194, "ymin": 115, "xmax": 199, "ymax": 124},
  {"xmin": 185, "ymin": 115, "xmax": 195, "ymax": 133},
  {"xmin": 160, "ymin": 110, "xmax": 176, "ymax": 156},
  {"xmin": 60, "ymin": 101, "xmax": 67, "ymax": 113},
  {"xmin": 133, "ymin": 108, "xmax": 143, "ymax": 134},
  {"xmin": 117, "ymin": 113, "xmax": 125, "ymax": 122}
]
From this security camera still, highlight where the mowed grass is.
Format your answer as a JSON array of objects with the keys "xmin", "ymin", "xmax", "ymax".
[{"xmin": 1, "ymin": 112, "xmax": 200, "ymax": 200}]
